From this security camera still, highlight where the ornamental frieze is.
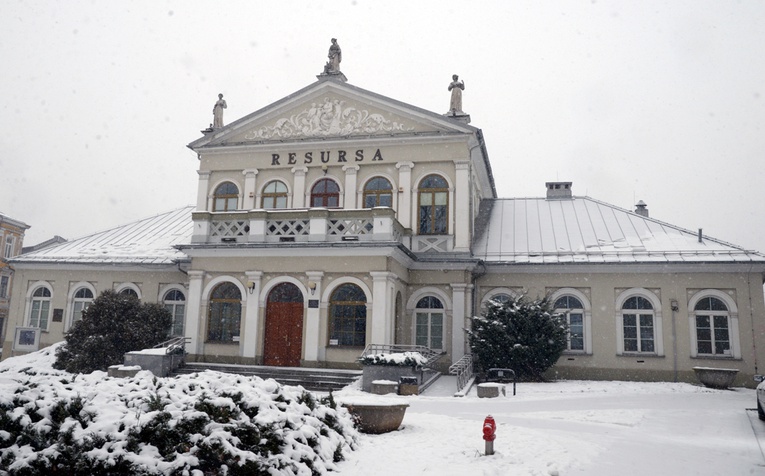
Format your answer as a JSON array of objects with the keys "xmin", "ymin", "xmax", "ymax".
[{"xmin": 244, "ymin": 97, "xmax": 414, "ymax": 140}]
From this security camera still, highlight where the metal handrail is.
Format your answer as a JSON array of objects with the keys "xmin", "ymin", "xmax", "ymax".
[
  {"xmin": 153, "ymin": 336, "xmax": 189, "ymax": 355},
  {"xmin": 360, "ymin": 344, "xmax": 446, "ymax": 368},
  {"xmin": 449, "ymin": 353, "xmax": 474, "ymax": 392}
]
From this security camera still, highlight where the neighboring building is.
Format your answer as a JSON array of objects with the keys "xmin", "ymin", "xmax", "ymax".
[
  {"xmin": 4, "ymin": 49, "xmax": 765, "ymax": 386},
  {"xmin": 0, "ymin": 213, "xmax": 30, "ymax": 348},
  {"xmin": 21, "ymin": 235, "xmax": 67, "ymax": 255}
]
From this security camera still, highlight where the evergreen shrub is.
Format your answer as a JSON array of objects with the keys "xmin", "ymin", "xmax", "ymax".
[
  {"xmin": 468, "ymin": 294, "xmax": 567, "ymax": 380},
  {"xmin": 54, "ymin": 290, "xmax": 172, "ymax": 373}
]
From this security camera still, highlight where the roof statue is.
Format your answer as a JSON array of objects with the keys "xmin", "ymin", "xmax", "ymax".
[
  {"xmin": 446, "ymin": 74, "xmax": 470, "ymax": 123},
  {"xmin": 318, "ymin": 38, "xmax": 347, "ymax": 82},
  {"xmin": 212, "ymin": 93, "xmax": 227, "ymax": 129}
]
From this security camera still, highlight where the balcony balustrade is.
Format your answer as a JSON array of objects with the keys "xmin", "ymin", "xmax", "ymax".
[{"xmin": 192, "ymin": 207, "xmax": 416, "ymax": 245}]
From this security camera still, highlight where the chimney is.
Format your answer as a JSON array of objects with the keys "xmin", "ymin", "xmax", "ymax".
[
  {"xmin": 634, "ymin": 200, "xmax": 649, "ymax": 217},
  {"xmin": 545, "ymin": 182, "xmax": 573, "ymax": 199}
]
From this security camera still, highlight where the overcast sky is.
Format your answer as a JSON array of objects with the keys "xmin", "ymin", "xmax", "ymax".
[{"xmin": 2, "ymin": 0, "xmax": 764, "ymax": 255}]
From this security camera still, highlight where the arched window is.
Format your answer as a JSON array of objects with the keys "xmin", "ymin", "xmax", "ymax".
[
  {"xmin": 311, "ymin": 178, "xmax": 340, "ymax": 208},
  {"xmin": 261, "ymin": 180, "xmax": 288, "ymax": 209},
  {"xmin": 554, "ymin": 295, "xmax": 584, "ymax": 352},
  {"xmin": 119, "ymin": 288, "xmax": 139, "ymax": 299},
  {"xmin": 363, "ymin": 177, "xmax": 393, "ymax": 208},
  {"xmin": 415, "ymin": 296, "xmax": 444, "ymax": 350},
  {"xmin": 621, "ymin": 296, "xmax": 655, "ymax": 353},
  {"xmin": 329, "ymin": 283, "xmax": 366, "ymax": 346},
  {"xmin": 418, "ymin": 174, "xmax": 448, "ymax": 234},
  {"xmin": 694, "ymin": 297, "xmax": 730, "ymax": 356},
  {"xmin": 207, "ymin": 282, "xmax": 241, "ymax": 343},
  {"xmin": 29, "ymin": 286, "xmax": 52, "ymax": 329},
  {"xmin": 71, "ymin": 287, "xmax": 94, "ymax": 326},
  {"xmin": 213, "ymin": 181, "xmax": 239, "ymax": 211},
  {"xmin": 163, "ymin": 289, "xmax": 186, "ymax": 337}
]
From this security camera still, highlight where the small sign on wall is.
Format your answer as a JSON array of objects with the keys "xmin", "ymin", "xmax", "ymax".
[
  {"xmin": 52, "ymin": 308, "xmax": 63, "ymax": 323},
  {"xmin": 308, "ymin": 300, "xmax": 319, "ymax": 308}
]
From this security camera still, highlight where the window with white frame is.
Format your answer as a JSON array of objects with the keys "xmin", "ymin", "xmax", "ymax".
[
  {"xmin": 554, "ymin": 295, "xmax": 585, "ymax": 352},
  {"xmin": 414, "ymin": 296, "xmax": 444, "ymax": 350},
  {"xmin": 621, "ymin": 296, "xmax": 655, "ymax": 353},
  {"xmin": 70, "ymin": 287, "xmax": 94, "ymax": 326},
  {"xmin": 4, "ymin": 236, "xmax": 14, "ymax": 258},
  {"xmin": 163, "ymin": 289, "xmax": 186, "ymax": 337},
  {"xmin": 28, "ymin": 286, "xmax": 52, "ymax": 329},
  {"xmin": 693, "ymin": 296, "xmax": 730, "ymax": 356}
]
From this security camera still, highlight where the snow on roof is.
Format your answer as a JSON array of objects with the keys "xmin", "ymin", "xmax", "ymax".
[
  {"xmin": 12, "ymin": 206, "xmax": 194, "ymax": 265},
  {"xmin": 473, "ymin": 196, "xmax": 765, "ymax": 264}
]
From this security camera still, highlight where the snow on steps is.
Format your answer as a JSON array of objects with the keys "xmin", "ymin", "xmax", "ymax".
[{"xmin": 173, "ymin": 362, "xmax": 362, "ymax": 392}]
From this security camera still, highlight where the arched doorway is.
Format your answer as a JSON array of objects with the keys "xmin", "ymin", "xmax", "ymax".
[{"xmin": 264, "ymin": 282, "xmax": 304, "ymax": 367}]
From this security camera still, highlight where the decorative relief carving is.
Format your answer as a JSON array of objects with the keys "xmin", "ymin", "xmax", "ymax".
[{"xmin": 244, "ymin": 98, "xmax": 414, "ymax": 140}]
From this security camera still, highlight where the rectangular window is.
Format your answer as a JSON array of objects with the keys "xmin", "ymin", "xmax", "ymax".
[
  {"xmin": 0, "ymin": 276, "xmax": 8, "ymax": 298},
  {"xmin": 623, "ymin": 313, "xmax": 654, "ymax": 353},
  {"xmin": 415, "ymin": 312, "xmax": 429, "ymax": 347},
  {"xmin": 569, "ymin": 313, "xmax": 584, "ymax": 351},
  {"xmin": 4, "ymin": 236, "xmax": 13, "ymax": 258}
]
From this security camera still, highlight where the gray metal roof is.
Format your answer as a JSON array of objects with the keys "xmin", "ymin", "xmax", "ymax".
[
  {"xmin": 12, "ymin": 207, "xmax": 194, "ymax": 265},
  {"xmin": 472, "ymin": 197, "xmax": 765, "ymax": 264}
]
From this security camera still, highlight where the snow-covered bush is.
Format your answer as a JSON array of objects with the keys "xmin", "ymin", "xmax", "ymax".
[
  {"xmin": 468, "ymin": 294, "xmax": 567, "ymax": 380},
  {"xmin": 54, "ymin": 290, "xmax": 172, "ymax": 373},
  {"xmin": 0, "ymin": 345, "xmax": 358, "ymax": 475},
  {"xmin": 358, "ymin": 352, "xmax": 428, "ymax": 367}
]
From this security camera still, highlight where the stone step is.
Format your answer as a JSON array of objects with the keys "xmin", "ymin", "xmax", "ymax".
[{"xmin": 172, "ymin": 363, "xmax": 362, "ymax": 392}]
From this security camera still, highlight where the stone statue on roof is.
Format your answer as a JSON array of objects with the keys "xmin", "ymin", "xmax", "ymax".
[
  {"xmin": 448, "ymin": 74, "xmax": 465, "ymax": 115},
  {"xmin": 212, "ymin": 93, "xmax": 227, "ymax": 129},
  {"xmin": 325, "ymin": 38, "xmax": 342, "ymax": 74}
]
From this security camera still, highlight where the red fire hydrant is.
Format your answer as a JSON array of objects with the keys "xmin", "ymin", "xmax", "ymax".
[{"xmin": 483, "ymin": 415, "xmax": 496, "ymax": 455}]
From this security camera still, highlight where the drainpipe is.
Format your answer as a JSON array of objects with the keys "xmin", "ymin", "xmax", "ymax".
[{"xmin": 670, "ymin": 299, "xmax": 679, "ymax": 382}]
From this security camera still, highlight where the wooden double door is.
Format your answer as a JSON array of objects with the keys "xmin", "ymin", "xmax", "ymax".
[{"xmin": 263, "ymin": 283, "xmax": 304, "ymax": 367}]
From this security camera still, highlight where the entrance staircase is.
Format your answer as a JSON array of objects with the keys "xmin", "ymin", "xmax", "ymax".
[{"xmin": 172, "ymin": 362, "xmax": 362, "ymax": 392}]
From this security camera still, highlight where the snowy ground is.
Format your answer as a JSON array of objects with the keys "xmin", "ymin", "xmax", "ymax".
[
  {"xmin": 2, "ymin": 346, "xmax": 763, "ymax": 475},
  {"xmin": 334, "ymin": 377, "xmax": 765, "ymax": 476}
]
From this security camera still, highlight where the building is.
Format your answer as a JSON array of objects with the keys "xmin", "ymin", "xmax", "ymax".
[
  {"xmin": 0, "ymin": 213, "xmax": 30, "ymax": 346},
  {"xmin": 4, "ymin": 48, "xmax": 765, "ymax": 386}
]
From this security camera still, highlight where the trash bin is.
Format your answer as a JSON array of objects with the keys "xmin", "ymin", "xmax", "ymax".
[{"xmin": 398, "ymin": 376, "xmax": 419, "ymax": 396}]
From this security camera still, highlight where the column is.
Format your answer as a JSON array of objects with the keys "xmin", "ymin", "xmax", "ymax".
[
  {"xmin": 185, "ymin": 270, "xmax": 205, "ymax": 355},
  {"xmin": 395, "ymin": 162, "xmax": 414, "ymax": 229},
  {"xmin": 292, "ymin": 167, "xmax": 308, "ymax": 208},
  {"xmin": 242, "ymin": 271, "xmax": 262, "ymax": 358},
  {"xmin": 242, "ymin": 169, "xmax": 259, "ymax": 210},
  {"xmin": 370, "ymin": 271, "xmax": 395, "ymax": 344},
  {"xmin": 450, "ymin": 283, "xmax": 470, "ymax": 360},
  {"xmin": 196, "ymin": 171, "xmax": 211, "ymax": 211},
  {"xmin": 343, "ymin": 164, "xmax": 359, "ymax": 208},
  {"xmin": 454, "ymin": 160, "xmax": 470, "ymax": 251},
  {"xmin": 304, "ymin": 271, "xmax": 324, "ymax": 363}
]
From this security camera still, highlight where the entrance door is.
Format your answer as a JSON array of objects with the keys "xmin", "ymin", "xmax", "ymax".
[{"xmin": 264, "ymin": 283, "xmax": 304, "ymax": 367}]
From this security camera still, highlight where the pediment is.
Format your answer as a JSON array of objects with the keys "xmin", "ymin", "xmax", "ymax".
[{"xmin": 191, "ymin": 80, "xmax": 475, "ymax": 149}]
